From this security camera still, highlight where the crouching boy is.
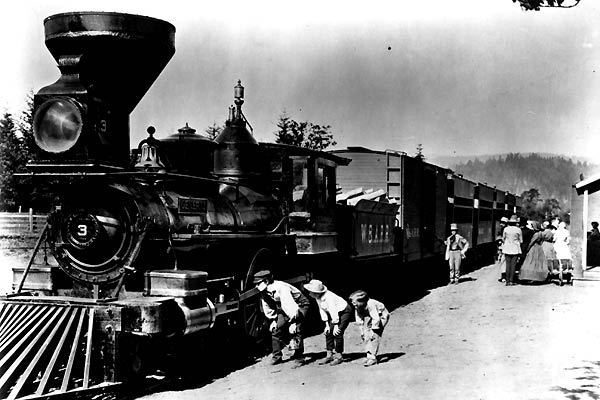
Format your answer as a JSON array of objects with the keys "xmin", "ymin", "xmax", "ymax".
[
  {"xmin": 254, "ymin": 270, "xmax": 310, "ymax": 366},
  {"xmin": 349, "ymin": 290, "xmax": 390, "ymax": 367},
  {"xmin": 304, "ymin": 279, "xmax": 353, "ymax": 366}
]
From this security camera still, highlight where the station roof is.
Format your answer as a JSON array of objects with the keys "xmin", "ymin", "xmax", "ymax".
[{"xmin": 574, "ymin": 172, "xmax": 600, "ymax": 195}]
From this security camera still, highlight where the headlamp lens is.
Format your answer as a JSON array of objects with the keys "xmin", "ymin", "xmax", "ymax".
[{"xmin": 33, "ymin": 99, "xmax": 82, "ymax": 153}]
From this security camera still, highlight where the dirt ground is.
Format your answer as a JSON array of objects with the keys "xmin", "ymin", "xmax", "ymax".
[
  {"xmin": 140, "ymin": 265, "xmax": 600, "ymax": 400},
  {"xmin": 3, "ymin": 242, "xmax": 600, "ymax": 400}
]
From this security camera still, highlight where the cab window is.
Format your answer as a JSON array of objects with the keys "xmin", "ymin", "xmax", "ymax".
[{"xmin": 292, "ymin": 157, "xmax": 308, "ymax": 212}]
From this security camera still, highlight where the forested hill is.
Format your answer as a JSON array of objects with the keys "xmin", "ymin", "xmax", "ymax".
[{"xmin": 447, "ymin": 153, "xmax": 599, "ymax": 206}]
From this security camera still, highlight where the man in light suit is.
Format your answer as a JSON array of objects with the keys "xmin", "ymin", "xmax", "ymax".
[
  {"xmin": 502, "ymin": 215, "xmax": 523, "ymax": 286},
  {"xmin": 445, "ymin": 223, "xmax": 469, "ymax": 284}
]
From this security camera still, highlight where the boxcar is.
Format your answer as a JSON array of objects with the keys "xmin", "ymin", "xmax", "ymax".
[
  {"xmin": 474, "ymin": 183, "xmax": 495, "ymax": 247},
  {"xmin": 331, "ymin": 147, "xmax": 449, "ymax": 264},
  {"xmin": 447, "ymin": 174, "xmax": 476, "ymax": 252}
]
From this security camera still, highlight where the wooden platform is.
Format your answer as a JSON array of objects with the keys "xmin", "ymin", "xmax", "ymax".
[{"xmin": 574, "ymin": 266, "xmax": 600, "ymax": 282}]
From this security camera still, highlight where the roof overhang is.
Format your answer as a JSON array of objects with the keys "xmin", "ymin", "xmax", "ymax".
[
  {"xmin": 574, "ymin": 172, "xmax": 600, "ymax": 195},
  {"xmin": 260, "ymin": 142, "xmax": 351, "ymax": 166}
]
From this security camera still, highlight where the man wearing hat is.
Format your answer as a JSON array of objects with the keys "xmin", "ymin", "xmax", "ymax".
[
  {"xmin": 253, "ymin": 270, "xmax": 310, "ymax": 366},
  {"xmin": 445, "ymin": 223, "xmax": 469, "ymax": 284},
  {"xmin": 304, "ymin": 279, "xmax": 353, "ymax": 366},
  {"xmin": 502, "ymin": 215, "xmax": 523, "ymax": 286}
]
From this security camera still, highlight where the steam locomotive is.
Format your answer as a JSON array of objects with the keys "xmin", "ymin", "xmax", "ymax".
[{"xmin": 0, "ymin": 11, "xmax": 519, "ymax": 400}]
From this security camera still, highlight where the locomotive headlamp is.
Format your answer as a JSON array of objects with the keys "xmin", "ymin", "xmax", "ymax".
[
  {"xmin": 33, "ymin": 99, "xmax": 82, "ymax": 153},
  {"xmin": 30, "ymin": 12, "xmax": 175, "ymax": 167}
]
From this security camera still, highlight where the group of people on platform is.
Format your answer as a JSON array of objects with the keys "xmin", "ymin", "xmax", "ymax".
[
  {"xmin": 252, "ymin": 270, "xmax": 390, "ymax": 368},
  {"xmin": 445, "ymin": 215, "xmax": 573, "ymax": 286},
  {"xmin": 496, "ymin": 215, "xmax": 573, "ymax": 286}
]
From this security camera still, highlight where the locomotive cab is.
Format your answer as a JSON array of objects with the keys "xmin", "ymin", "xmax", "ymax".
[{"xmin": 262, "ymin": 143, "xmax": 350, "ymax": 255}]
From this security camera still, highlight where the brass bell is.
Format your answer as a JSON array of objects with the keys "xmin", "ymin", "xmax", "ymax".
[{"xmin": 135, "ymin": 126, "xmax": 165, "ymax": 171}]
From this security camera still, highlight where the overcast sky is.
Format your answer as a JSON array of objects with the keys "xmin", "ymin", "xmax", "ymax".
[{"xmin": 1, "ymin": 0, "xmax": 599, "ymax": 159}]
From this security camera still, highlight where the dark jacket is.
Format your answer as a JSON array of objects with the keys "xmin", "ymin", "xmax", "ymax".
[{"xmin": 521, "ymin": 227, "xmax": 534, "ymax": 255}]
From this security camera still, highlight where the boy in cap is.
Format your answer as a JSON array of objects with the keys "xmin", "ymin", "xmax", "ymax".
[
  {"xmin": 254, "ymin": 270, "xmax": 310, "ymax": 366},
  {"xmin": 303, "ymin": 279, "xmax": 353, "ymax": 366},
  {"xmin": 349, "ymin": 290, "xmax": 390, "ymax": 367},
  {"xmin": 445, "ymin": 223, "xmax": 469, "ymax": 284}
]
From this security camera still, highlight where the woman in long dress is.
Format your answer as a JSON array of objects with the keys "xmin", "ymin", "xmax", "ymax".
[
  {"xmin": 519, "ymin": 222, "xmax": 548, "ymax": 282},
  {"xmin": 554, "ymin": 221, "xmax": 572, "ymax": 261},
  {"xmin": 541, "ymin": 226, "xmax": 557, "ymax": 276}
]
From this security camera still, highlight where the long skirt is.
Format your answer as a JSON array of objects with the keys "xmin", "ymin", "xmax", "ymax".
[
  {"xmin": 554, "ymin": 242, "xmax": 571, "ymax": 260},
  {"xmin": 542, "ymin": 241, "xmax": 556, "ymax": 260},
  {"xmin": 519, "ymin": 243, "xmax": 547, "ymax": 282}
]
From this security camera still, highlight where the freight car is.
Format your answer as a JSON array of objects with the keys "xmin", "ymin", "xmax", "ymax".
[
  {"xmin": 1, "ymin": 11, "xmax": 521, "ymax": 400},
  {"xmin": 331, "ymin": 147, "xmax": 521, "ymax": 279}
]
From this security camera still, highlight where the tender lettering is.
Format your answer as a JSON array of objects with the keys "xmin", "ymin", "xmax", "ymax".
[{"xmin": 360, "ymin": 223, "xmax": 391, "ymax": 244}]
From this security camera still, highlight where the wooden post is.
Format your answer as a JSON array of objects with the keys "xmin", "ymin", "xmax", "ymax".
[
  {"xmin": 582, "ymin": 189, "xmax": 589, "ymax": 274},
  {"xmin": 28, "ymin": 208, "xmax": 33, "ymax": 233}
]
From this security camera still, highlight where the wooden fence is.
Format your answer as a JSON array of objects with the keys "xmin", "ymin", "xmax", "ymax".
[{"xmin": 0, "ymin": 210, "xmax": 47, "ymax": 236}]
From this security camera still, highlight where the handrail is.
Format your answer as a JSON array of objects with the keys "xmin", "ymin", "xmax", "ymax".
[
  {"xmin": 16, "ymin": 223, "xmax": 49, "ymax": 294},
  {"xmin": 14, "ymin": 171, "xmax": 242, "ymax": 188},
  {"xmin": 267, "ymin": 216, "xmax": 289, "ymax": 234}
]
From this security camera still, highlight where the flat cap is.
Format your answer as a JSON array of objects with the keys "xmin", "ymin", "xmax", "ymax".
[{"xmin": 253, "ymin": 270, "xmax": 272, "ymax": 284}]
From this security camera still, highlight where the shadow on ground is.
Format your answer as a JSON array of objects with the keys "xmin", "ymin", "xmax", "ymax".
[
  {"xmin": 551, "ymin": 361, "xmax": 600, "ymax": 400},
  {"xmin": 300, "ymin": 351, "xmax": 405, "ymax": 366}
]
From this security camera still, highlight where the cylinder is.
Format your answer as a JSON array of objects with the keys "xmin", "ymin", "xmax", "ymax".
[{"xmin": 175, "ymin": 297, "xmax": 215, "ymax": 335}]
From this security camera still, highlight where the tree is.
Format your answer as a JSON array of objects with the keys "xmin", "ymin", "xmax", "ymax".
[
  {"xmin": 205, "ymin": 122, "xmax": 223, "ymax": 140},
  {"xmin": 274, "ymin": 112, "xmax": 306, "ymax": 147},
  {"xmin": 18, "ymin": 91, "xmax": 35, "ymax": 158},
  {"xmin": 274, "ymin": 112, "xmax": 336, "ymax": 151},
  {"xmin": 415, "ymin": 144, "xmax": 425, "ymax": 161},
  {"xmin": 15, "ymin": 93, "xmax": 55, "ymax": 211},
  {"xmin": 511, "ymin": 0, "xmax": 581, "ymax": 11},
  {"xmin": 304, "ymin": 123, "xmax": 336, "ymax": 151},
  {"xmin": 0, "ymin": 112, "xmax": 28, "ymax": 210},
  {"xmin": 520, "ymin": 188, "xmax": 543, "ymax": 221},
  {"xmin": 540, "ymin": 198, "xmax": 565, "ymax": 221}
]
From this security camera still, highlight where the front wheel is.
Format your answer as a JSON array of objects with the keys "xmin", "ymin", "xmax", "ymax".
[{"xmin": 240, "ymin": 248, "xmax": 273, "ymax": 345}]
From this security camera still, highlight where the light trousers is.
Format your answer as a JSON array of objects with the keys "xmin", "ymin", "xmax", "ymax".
[
  {"xmin": 448, "ymin": 251, "xmax": 462, "ymax": 280},
  {"xmin": 365, "ymin": 328, "xmax": 383, "ymax": 360}
]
